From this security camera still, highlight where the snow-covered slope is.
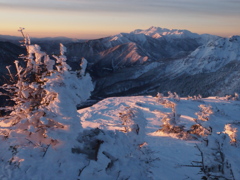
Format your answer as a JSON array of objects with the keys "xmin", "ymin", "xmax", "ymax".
[
  {"xmin": 78, "ymin": 95, "xmax": 240, "ymax": 179},
  {"xmin": 1, "ymin": 95, "xmax": 240, "ymax": 179},
  {"xmin": 91, "ymin": 34, "xmax": 240, "ymax": 98},
  {"xmin": 66, "ymin": 27, "xmax": 216, "ymax": 73},
  {"xmin": 169, "ymin": 35, "xmax": 240, "ymax": 76},
  {"xmin": 145, "ymin": 35, "xmax": 240, "ymax": 97}
]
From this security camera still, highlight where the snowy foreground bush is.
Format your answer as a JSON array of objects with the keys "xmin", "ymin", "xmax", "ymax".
[
  {"xmin": 0, "ymin": 30, "xmax": 95, "ymax": 179},
  {"xmin": 0, "ymin": 31, "xmax": 240, "ymax": 179}
]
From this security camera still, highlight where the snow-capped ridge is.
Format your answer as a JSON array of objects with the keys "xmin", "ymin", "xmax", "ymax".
[
  {"xmin": 131, "ymin": 26, "xmax": 199, "ymax": 39},
  {"xmin": 128, "ymin": 26, "xmax": 219, "ymax": 45},
  {"xmin": 163, "ymin": 35, "xmax": 240, "ymax": 97},
  {"xmin": 182, "ymin": 35, "xmax": 240, "ymax": 75}
]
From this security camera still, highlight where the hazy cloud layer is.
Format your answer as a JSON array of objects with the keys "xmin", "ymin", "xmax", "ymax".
[
  {"xmin": 0, "ymin": 0, "xmax": 239, "ymax": 17},
  {"xmin": 1, "ymin": 0, "xmax": 239, "ymax": 38}
]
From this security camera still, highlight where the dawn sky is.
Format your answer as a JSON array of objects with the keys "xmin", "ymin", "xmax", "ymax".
[{"xmin": 0, "ymin": 0, "xmax": 240, "ymax": 39}]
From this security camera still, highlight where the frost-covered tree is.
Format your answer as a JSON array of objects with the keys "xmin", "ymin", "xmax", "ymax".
[
  {"xmin": 0, "ymin": 28, "xmax": 94, "ymax": 150},
  {"xmin": 167, "ymin": 91, "xmax": 180, "ymax": 102},
  {"xmin": 195, "ymin": 104, "xmax": 213, "ymax": 122},
  {"xmin": 187, "ymin": 108, "xmax": 239, "ymax": 179},
  {"xmin": 187, "ymin": 94, "xmax": 203, "ymax": 101},
  {"xmin": 187, "ymin": 104, "xmax": 213, "ymax": 139},
  {"xmin": 0, "ymin": 29, "xmax": 94, "ymax": 179},
  {"xmin": 155, "ymin": 95, "xmax": 191, "ymax": 139},
  {"xmin": 190, "ymin": 131, "xmax": 238, "ymax": 180},
  {"xmin": 224, "ymin": 124, "xmax": 238, "ymax": 145}
]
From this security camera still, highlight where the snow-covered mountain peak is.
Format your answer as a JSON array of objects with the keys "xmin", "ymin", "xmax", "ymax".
[
  {"xmin": 142, "ymin": 26, "xmax": 170, "ymax": 36},
  {"xmin": 131, "ymin": 26, "xmax": 200, "ymax": 39},
  {"xmin": 104, "ymin": 26, "xmax": 218, "ymax": 50}
]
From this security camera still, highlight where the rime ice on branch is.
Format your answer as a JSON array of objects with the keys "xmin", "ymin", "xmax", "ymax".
[{"xmin": 0, "ymin": 28, "xmax": 94, "ymax": 145}]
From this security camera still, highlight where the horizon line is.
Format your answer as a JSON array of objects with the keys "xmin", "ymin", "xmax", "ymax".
[{"xmin": 0, "ymin": 27, "xmax": 239, "ymax": 40}]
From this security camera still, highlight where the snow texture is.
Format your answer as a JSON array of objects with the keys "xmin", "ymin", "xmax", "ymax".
[{"xmin": 1, "ymin": 93, "xmax": 240, "ymax": 179}]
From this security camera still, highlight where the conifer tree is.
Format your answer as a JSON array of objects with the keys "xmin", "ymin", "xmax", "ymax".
[{"xmin": 0, "ymin": 28, "xmax": 94, "ymax": 146}]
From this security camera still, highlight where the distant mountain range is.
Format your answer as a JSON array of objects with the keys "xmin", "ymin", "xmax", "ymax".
[
  {"xmin": 66, "ymin": 27, "xmax": 218, "ymax": 75},
  {"xmin": 0, "ymin": 27, "xmax": 240, "ymax": 101}
]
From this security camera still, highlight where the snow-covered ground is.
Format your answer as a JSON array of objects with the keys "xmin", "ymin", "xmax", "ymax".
[
  {"xmin": 78, "ymin": 95, "xmax": 240, "ymax": 180},
  {"xmin": 1, "ymin": 94, "xmax": 240, "ymax": 179}
]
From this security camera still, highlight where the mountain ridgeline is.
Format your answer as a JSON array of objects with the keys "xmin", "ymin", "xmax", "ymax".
[{"xmin": 0, "ymin": 27, "xmax": 240, "ymax": 99}]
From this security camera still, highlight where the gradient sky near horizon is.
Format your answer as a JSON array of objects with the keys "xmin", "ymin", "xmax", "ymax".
[{"xmin": 0, "ymin": 0, "xmax": 240, "ymax": 39}]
